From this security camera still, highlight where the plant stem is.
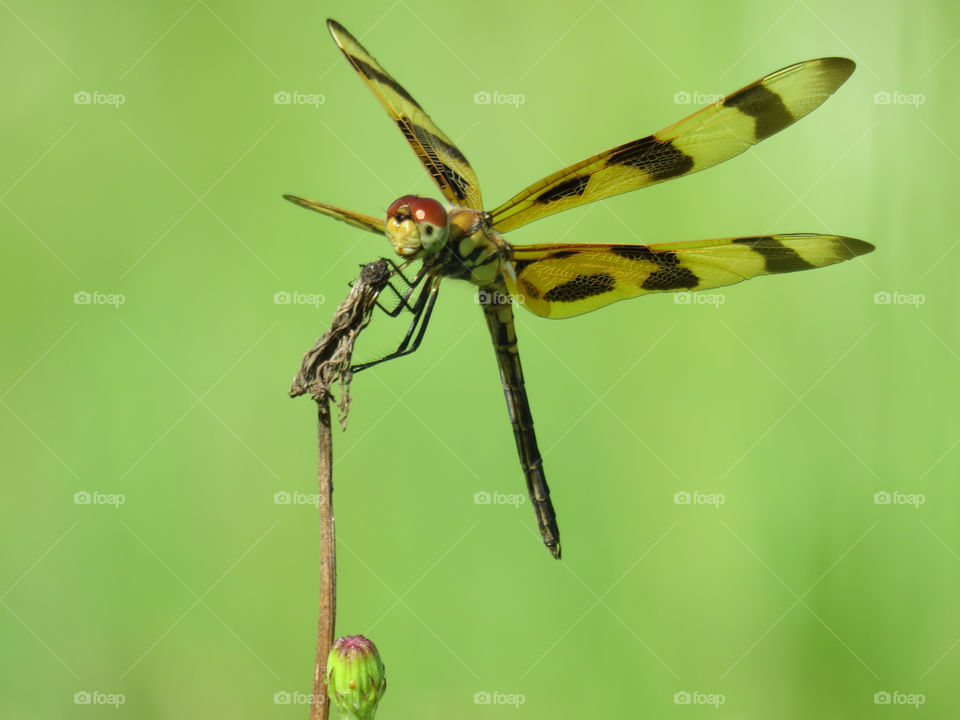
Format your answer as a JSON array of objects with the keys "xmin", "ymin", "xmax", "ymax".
[
  {"xmin": 292, "ymin": 259, "xmax": 392, "ymax": 720},
  {"xmin": 310, "ymin": 400, "xmax": 337, "ymax": 720}
]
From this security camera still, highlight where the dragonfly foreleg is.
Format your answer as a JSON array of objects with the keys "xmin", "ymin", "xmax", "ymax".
[
  {"xmin": 351, "ymin": 276, "xmax": 440, "ymax": 373},
  {"xmin": 373, "ymin": 261, "xmax": 428, "ymax": 318}
]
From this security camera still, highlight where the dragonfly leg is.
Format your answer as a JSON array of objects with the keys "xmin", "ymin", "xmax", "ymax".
[
  {"xmin": 351, "ymin": 277, "xmax": 440, "ymax": 373},
  {"xmin": 374, "ymin": 262, "xmax": 428, "ymax": 318}
]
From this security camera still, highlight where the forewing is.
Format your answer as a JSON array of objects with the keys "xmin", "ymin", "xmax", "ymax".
[
  {"xmin": 327, "ymin": 20, "xmax": 483, "ymax": 209},
  {"xmin": 490, "ymin": 58, "xmax": 855, "ymax": 233},
  {"xmin": 284, "ymin": 194, "xmax": 385, "ymax": 235},
  {"xmin": 507, "ymin": 235, "xmax": 874, "ymax": 318}
]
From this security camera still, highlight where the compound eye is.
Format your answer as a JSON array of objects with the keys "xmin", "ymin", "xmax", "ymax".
[
  {"xmin": 387, "ymin": 194, "xmax": 419, "ymax": 218},
  {"xmin": 408, "ymin": 197, "xmax": 447, "ymax": 228}
]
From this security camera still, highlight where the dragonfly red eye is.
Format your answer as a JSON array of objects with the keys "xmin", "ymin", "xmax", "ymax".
[
  {"xmin": 387, "ymin": 194, "xmax": 419, "ymax": 218},
  {"xmin": 387, "ymin": 195, "xmax": 447, "ymax": 227},
  {"xmin": 408, "ymin": 197, "xmax": 447, "ymax": 227}
]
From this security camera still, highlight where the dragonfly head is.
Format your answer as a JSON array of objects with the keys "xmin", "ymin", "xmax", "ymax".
[{"xmin": 385, "ymin": 195, "xmax": 449, "ymax": 258}]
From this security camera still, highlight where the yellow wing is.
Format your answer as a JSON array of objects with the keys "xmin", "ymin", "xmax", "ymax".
[
  {"xmin": 507, "ymin": 235, "xmax": 874, "ymax": 318},
  {"xmin": 283, "ymin": 194, "xmax": 385, "ymax": 235},
  {"xmin": 327, "ymin": 20, "xmax": 483, "ymax": 210},
  {"xmin": 490, "ymin": 58, "xmax": 855, "ymax": 233}
]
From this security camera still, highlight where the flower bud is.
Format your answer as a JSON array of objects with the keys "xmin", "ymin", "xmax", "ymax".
[{"xmin": 326, "ymin": 635, "xmax": 386, "ymax": 720}]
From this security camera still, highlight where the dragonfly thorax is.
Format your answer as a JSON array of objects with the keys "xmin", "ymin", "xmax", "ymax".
[
  {"xmin": 386, "ymin": 195, "xmax": 507, "ymax": 287},
  {"xmin": 385, "ymin": 195, "xmax": 449, "ymax": 258}
]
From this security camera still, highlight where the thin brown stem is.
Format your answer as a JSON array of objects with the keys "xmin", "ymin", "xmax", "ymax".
[
  {"xmin": 310, "ymin": 400, "xmax": 336, "ymax": 720},
  {"xmin": 290, "ymin": 259, "xmax": 393, "ymax": 720}
]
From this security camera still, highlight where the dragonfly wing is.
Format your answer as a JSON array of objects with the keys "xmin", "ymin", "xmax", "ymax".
[
  {"xmin": 327, "ymin": 20, "xmax": 483, "ymax": 209},
  {"xmin": 284, "ymin": 194, "xmax": 386, "ymax": 235},
  {"xmin": 490, "ymin": 57, "xmax": 855, "ymax": 233},
  {"xmin": 507, "ymin": 234, "xmax": 874, "ymax": 318}
]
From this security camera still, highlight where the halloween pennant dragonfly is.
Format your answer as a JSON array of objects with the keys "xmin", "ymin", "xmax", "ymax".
[{"xmin": 286, "ymin": 20, "xmax": 874, "ymax": 559}]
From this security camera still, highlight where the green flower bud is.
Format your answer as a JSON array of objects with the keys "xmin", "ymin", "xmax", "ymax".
[{"xmin": 326, "ymin": 635, "xmax": 386, "ymax": 720}]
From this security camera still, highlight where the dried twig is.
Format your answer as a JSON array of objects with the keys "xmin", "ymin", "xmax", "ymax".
[{"xmin": 291, "ymin": 258, "xmax": 393, "ymax": 426}]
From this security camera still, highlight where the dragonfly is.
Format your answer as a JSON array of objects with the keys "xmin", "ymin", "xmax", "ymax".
[{"xmin": 285, "ymin": 20, "xmax": 874, "ymax": 559}]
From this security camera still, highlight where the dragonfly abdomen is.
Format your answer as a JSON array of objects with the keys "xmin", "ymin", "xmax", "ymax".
[{"xmin": 481, "ymin": 289, "xmax": 561, "ymax": 558}]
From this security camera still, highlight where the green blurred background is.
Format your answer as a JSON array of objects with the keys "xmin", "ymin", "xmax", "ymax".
[{"xmin": 2, "ymin": 0, "xmax": 958, "ymax": 717}]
